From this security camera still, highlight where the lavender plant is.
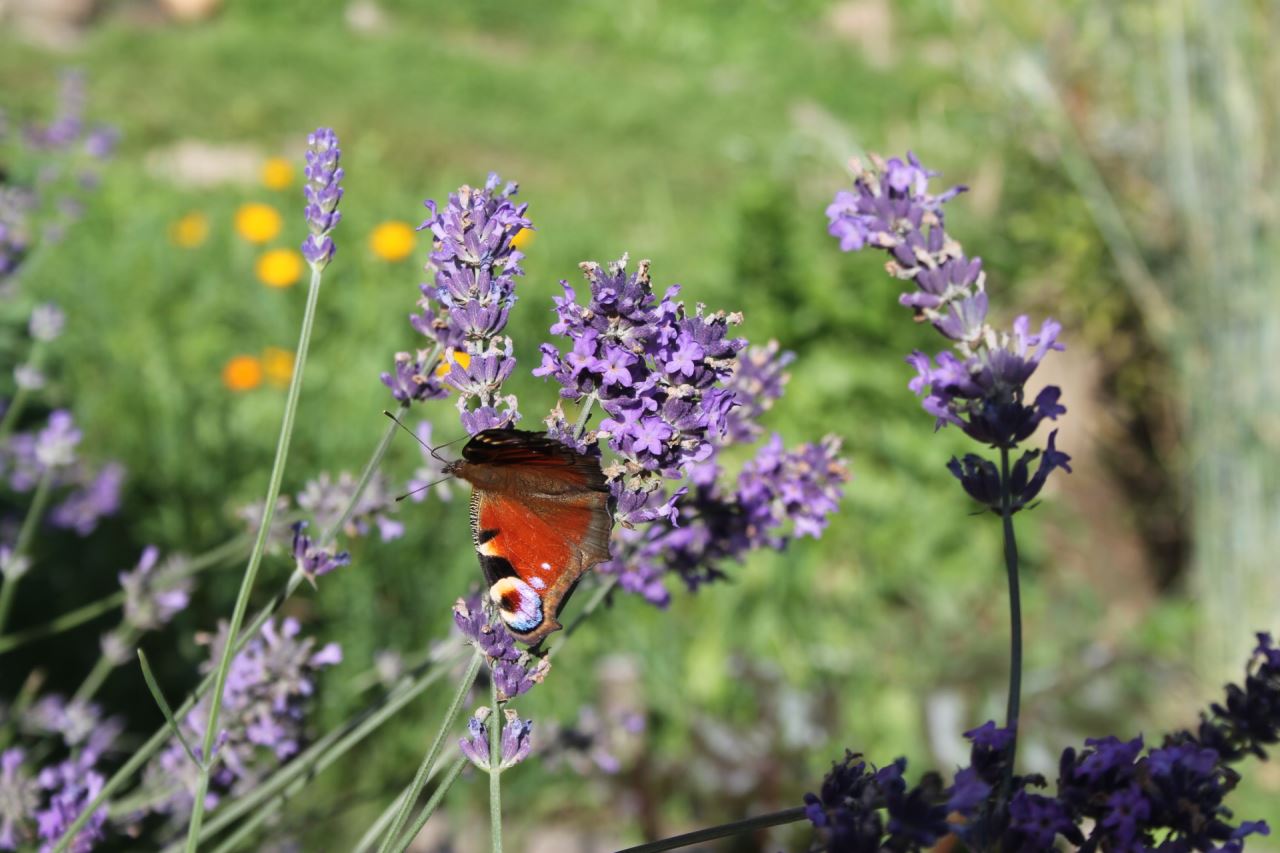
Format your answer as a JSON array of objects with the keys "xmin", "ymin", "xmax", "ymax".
[{"xmin": 788, "ymin": 154, "xmax": 1273, "ymax": 853}]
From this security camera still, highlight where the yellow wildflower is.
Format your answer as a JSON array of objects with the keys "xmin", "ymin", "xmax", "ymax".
[
  {"xmin": 234, "ymin": 202, "xmax": 282, "ymax": 244},
  {"xmin": 170, "ymin": 211, "xmax": 210, "ymax": 248},
  {"xmin": 510, "ymin": 227, "xmax": 534, "ymax": 250},
  {"xmin": 369, "ymin": 220, "xmax": 416, "ymax": 262},
  {"xmin": 261, "ymin": 157, "xmax": 295, "ymax": 191},
  {"xmin": 256, "ymin": 248, "xmax": 303, "ymax": 288},
  {"xmin": 223, "ymin": 355, "xmax": 263, "ymax": 391},
  {"xmin": 262, "ymin": 347, "xmax": 295, "ymax": 387},
  {"xmin": 435, "ymin": 349, "xmax": 471, "ymax": 380}
]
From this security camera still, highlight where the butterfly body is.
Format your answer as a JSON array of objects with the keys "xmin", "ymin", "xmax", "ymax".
[{"xmin": 446, "ymin": 428, "xmax": 613, "ymax": 645}]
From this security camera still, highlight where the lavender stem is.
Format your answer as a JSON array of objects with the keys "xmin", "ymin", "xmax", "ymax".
[{"xmin": 999, "ymin": 446, "xmax": 1023, "ymax": 786}]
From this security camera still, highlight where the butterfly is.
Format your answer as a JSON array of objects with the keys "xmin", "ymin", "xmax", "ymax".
[{"xmin": 444, "ymin": 428, "xmax": 614, "ymax": 645}]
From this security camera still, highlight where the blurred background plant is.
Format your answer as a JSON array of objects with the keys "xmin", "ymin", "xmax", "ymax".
[{"xmin": 0, "ymin": 0, "xmax": 1276, "ymax": 849}]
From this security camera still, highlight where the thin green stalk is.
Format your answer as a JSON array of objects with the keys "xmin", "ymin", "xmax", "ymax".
[
  {"xmin": 488, "ymin": 676, "xmax": 503, "ymax": 853},
  {"xmin": 55, "ymin": 395, "xmax": 405, "ymax": 851},
  {"xmin": 999, "ymin": 446, "xmax": 1023, "ymax": 784},
  {"xmin": 322, "ymin": 398, "xmax": 412, "ymax": 546},
  {"xmin": 573, "ymin": 391, "xmax": 599, "ymax": 436},
  {"xmin": 72, "ymin": 627, "xmax": 139, "ymax": 703},
  {"xmin": 183, "ymin": 263, "xmax": 328, "ymax": 850},
  {"xmin": 0, "ymin": 385, "xmax": 32, "ymax": 441},
  {"xmin": 548, "ymin": 574, "xmax": 618, "ymax": 659},
  {"xmin": 353, "ymin": 789, "xmax": 411, "ymax": 853},
  {"xmin": 614, "ymin": 806, "xmax": 808, "ymax": 853},
  {"xmin": 377, "ymin": 652, "xmax": 483, "ymax": 853},
  {"xmin": 391, "ymin": 757, "xmax": 467, "ymax": 853},
  {"xmin": 0, "ymin": 532, "xmax": 250, "ymax": 656},
  {"xmin": 0, "ymin": 470, "xmax": 57, "ymax": 636},
  {"xmin": 197, "ymin": 647, "xmax": 462, "ymax": 843},
  {"xmin": 137, "ymin": 649, "xmax": 202, "ymax": 767}
]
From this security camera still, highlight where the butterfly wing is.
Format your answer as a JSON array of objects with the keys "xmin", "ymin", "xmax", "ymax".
[{"xmin": 458, "ymin": 429, "xmax": 613, "ymax": 645}]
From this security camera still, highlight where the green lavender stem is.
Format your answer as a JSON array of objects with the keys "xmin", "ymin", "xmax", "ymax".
[
  {"xmin": 353, "ymin": 790, "xmax": 411, "ymax": 853},
  {"xmin": 0, "ymin": 533, "xmax": 252, "ymax": 656},
  {"xmin": 377, "ymin": 652, "xmax": 483, "ymax": 853},
  {"xmin": 195, "ymin": 647, "xmax": 462, "ymax": 845},
  {"xmin": 182, "ymin": 261, "xmax": 329, "ymax": 852},
  {"xmin": 999, "ymin": 446, "xmax": 1023, "ymax": 784},
  {"xmin": 0, "ymin": 470, "xmax": 57, "ymax": 636},
  {"xmin": 615, "ymin": 806, "xmax": 808, "ymax": 853},
  {"xmin": 488, "ymin": 676, "xmax": 503, "ymax": 853},
  {"xmin": 392, "ymin": 757, "xmax": 467, "ymax": 853},
  {"xmin": 54, "ymin": 396, "xmax": 404, "ymax": 851}
]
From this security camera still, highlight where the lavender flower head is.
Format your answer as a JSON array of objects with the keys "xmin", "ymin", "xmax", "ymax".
[
  {"xmin": 533, "ymin": 256, "xmax": 745, "ymax": 518},
  {"xmin": 383, "ymin": 174, "xmax": 530, "ymax": 432},
  {"xmin": 453, "ymin": 598, "xmax": 549, "ymax": 700},
  {"xmin": 118, "ymin": 546, "xmax": 192, "ymax": 632},
  {"xmin": 28, "ymin": 303, "xmax": 65, "ymax": 343},
  {"xmin": 459, "ymin": 707, "xmax": 534, "ymax": 771},
  {"xmin": 33, "ymin": 410, "xmax": 81, "ymax": 470},
  {"xmin": 301, "ymin": 127, "xmax": 343, "ymax": 268},
  {"xmin": 142, "ymin": 617, "xmax": 341, "ymax": 823},
  {"xmin": 827, "ymin": 153, "xmax": 1070, "ymax": 510},
  {"xmin": 0, "ymin": 749, "xmax": 39, "ymax": 850},
  {"xmin": 49, "ymin": 461, "xmax": 125, "ymax": 536},
  {"xmin": 290, "ymin": 520, "xmax": 351, "ymax": 582}
]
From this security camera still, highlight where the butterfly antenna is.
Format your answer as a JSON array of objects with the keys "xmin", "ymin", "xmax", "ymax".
[
  {"xmin": 382, "ymin": 410, "xmax": 454, "ymax": 464},
  {"xmin": 394, "ymin": 475, "xmax": 454, "ymax": 502}
]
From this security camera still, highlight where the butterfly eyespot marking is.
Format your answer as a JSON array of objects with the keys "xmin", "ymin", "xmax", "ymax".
[{"xmin": 489, "ymin": 577, "xmax": 542, "ymax": 633}]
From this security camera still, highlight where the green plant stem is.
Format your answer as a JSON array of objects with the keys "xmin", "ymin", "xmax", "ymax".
[
  {"xmin": 0, "ymin": 470, "xmax": 57, "ymax": 636},
  {"xmin": 377, "ymin": 652, "xmax": 483, "ymax": 853},
  {"xmin": 196, "ymin": 647, "xmax": 462, "ymax": 843},
  {"xmin": 573, "ymin": 391, "xmax": 599, "ymax": 435},
  {"xmin": 182, "ymin": 263, "xmax": 328, "ymax": 850},
  {"xmin": 324, "ymin": 398, "xmax": 411, "ymax": 546},
  {"xmin": 391, "ymin": 757, "xmax": 467, "ymax": 853},
  {"xmin": 999, "ymin": 446, "xmax": 1023, "ymax": 785},
  {"xmin": 54, "ymin": 397, "xmax": 407, "ymax": 852},
  {"xmin": 72, "ymin": 626, "xmax": 139, "ymax": 703},
  {"xmin": 488, "ymin": 676, "xmax": 503, "ymax": 853},
  {"xmin": 353, "ymin": 790, "xmax": 411, "ymax": 853},
  {"xmin": 614, "ymin": 806, "xmax": 808, "ymax": 853},
  {"xmin": 0, "ymin": 532, "xmax": 251, "ymax": 656},
  {"xmin": 0, "ymin": 385, "xmax": 32, "ymax": 441}
]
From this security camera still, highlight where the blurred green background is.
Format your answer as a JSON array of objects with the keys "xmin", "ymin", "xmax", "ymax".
[{"xmin": 1, "ymin": 0, "xmax": 1277, "ymax": 848}]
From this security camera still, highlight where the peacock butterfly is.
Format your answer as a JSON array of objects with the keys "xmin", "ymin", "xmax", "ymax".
[{"xmin": 444, "ymin": 428, "xmax": 614, "ymax": 645}]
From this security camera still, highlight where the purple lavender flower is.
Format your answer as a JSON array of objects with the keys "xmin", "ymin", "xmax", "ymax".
[
  {"xmin": 33, "ymin": 410, "xmax": 81, "ymax": 469},
  {"xmin": 600, "ymin": 434, "xmax": 848, "ymax": 604},
  {"xmin": 534, "ymin": 256, "xmax": 746, "ymax": 517},
  {"xmin": 13, "ymin": 365, "xmax": 44, "ymax": 391},
  {"xmin": 0, "ymin": 187, "xmax": 35, "ymax": 283},
  {"xmin": 141, "ymin": 617, "xmax": 341, "ymax": 824},
  {"xmin": 296, "ymin": 469, "xmax": 402, "ymax": 542},
  {"xmin": 459, "ymin": 708, "xmax": 534, "ymax": 771},
  {"xmin": 28, "ymin": 303, "xmax": 65, "ymax": 343},
  {"xmin": 827, "ymin": 153, "xmax": 1069, "ymax": 503},
  {"xmin": 49, "ymin": 461, "xmax": 125, "ymax": 536},
  {"xmin": 290, "ymin": 520, "xmax": 351, "ymax": 582},
  {"xmin": 301, "ymin": 127, "xmax": 343, "ymax": 268},
  {"xmin": 118, "ymin": 545, "xmax": 192, "ymax": 632},
  {"xmin": 387, "ymin": 173, "xmax": 530, "ymax": 430},
  {"xmin": 34, "ymin": 762, "xmax": 107, "ymax": 853},
  {"xmin": 0, "ymin": 749, "xmax": 39, "ymax": 851},
  {"xmin": 451, "ymin": 598, "xmax": 549, "ymax": 699}
]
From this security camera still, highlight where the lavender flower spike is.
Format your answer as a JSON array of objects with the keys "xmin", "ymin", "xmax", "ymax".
[{"xmin": 301, "ymin": 127, "xmax": 343, "ymax": 268}]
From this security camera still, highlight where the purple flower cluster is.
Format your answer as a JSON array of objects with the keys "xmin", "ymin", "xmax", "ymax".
[
  {"xmin": 119, "ymin": 546, "xmax": 191, "ymax": 631},
  {"xmin": 603, "ymin": 433, "xmax": 848, "ymax": 605},
  {"xmin": 534, "ymin": 256, "xmax": 745, "ymax": 510},
  {"xmin": 141, "ymin": 617, "xmax": 341, "ymax": 824},
  {"xmin": 826, "ymin": 153, "xmax": 1070, "ymax": 508},
  {"xmin": 301, "ymin": 127, "xmax": 343, "ymax": 268},
  {"xmin": 459, "ymin": 707, "xmax": 534, "ymax": 772},
  {"xmin": 0, "ymin": 187, "xmax": 35, "ymax": 285},
  {"xmin": 806, "ymin": 634, "xmax": 1280, "ymax": 852},
  {"xmin": 0, "ymin": 696, "xmax": 121, "ymax": 853},
  {"xmin": 290, "ymin": 520, "xmax": 351, "ymax": 583},
  {"xmin": 383, "ymin": 174, "xmax": 531, "ymax": 433},
  {"xmin": 295, "ymin": 469, "xmax": 403, "ymax": 542},
  {"xmin": 452, "ymin": 598, "xmax": 550, "ymax": 701}
]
